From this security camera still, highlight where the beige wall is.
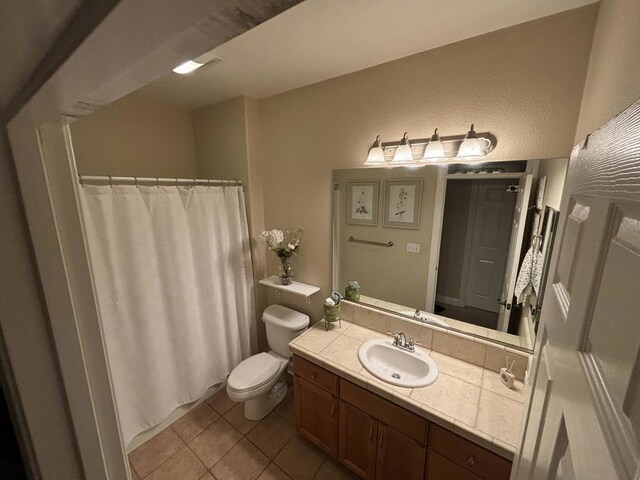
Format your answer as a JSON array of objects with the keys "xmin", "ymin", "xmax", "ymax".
[
  {"xmin": 258, "ymin": 6, "xmax": 598, "ymax": 321},
  {"xmin": 437, "ymin": 180, "xmax": 473, "ymax": 301},
  {"xmin": 192, "ymin": 96, "xmax": 269, "ymax": 348},
  {"xmin": 575, "ymin": 0, "xmax": 640, "ymax": 141},
  {"xmin": 71, "ymin": 93, "xmax": 197, "ymax": 177},
  {"xmin": 334, "ymin": 168, "xmax": 438, "ymax": 309},
  {"xmin": 538, "ymin": 158, "xmax": 569, "ymax": 211},
  {"xmin": 192, "ymin": 97, "xmax": 249, "ymax": 185}
]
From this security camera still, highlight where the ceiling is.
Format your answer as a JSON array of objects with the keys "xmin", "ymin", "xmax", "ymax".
[
  {"xmin": 0, "ymin": 0, "xmax": 82, "ymax": 115},
  {"xmin": 138, "ymin": 0, "xmax": 598, "ymax": 110}
]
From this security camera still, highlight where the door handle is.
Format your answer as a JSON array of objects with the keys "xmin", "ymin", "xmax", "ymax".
[
  {"xmin": 368, "ymin": 424, "xmax": 374, "ymax": 441},
  {"xmin": 331, "ymin": 401, "xmax": 336, "ymax": 418},
  {"xmin": 497, "ymin": 298, "xmax": 507, "ymax": 306}
]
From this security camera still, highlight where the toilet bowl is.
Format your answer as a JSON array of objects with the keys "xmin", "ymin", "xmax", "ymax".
[{"xmin": 227, "ymin": 305, "xmax": 309, "ymax": 420}]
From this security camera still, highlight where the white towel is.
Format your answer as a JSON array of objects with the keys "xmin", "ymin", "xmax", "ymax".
[{"xmin": 515, "ymin": 247, "xmax": 544, "ymax": 305}]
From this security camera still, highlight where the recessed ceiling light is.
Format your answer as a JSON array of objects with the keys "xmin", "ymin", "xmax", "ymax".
[
  {"xmin": 172, "ymin": 52, "xmax": 224, "ymax": 75},
  {"xmin": 172, "ymin": 60, "xmax": 204, "ymax": 74}
]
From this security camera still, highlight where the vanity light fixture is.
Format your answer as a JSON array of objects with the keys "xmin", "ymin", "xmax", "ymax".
[
  {"xmin": 422, "ymin": 128, "xmax": 445, "ymax": 161},
  {"xmin": 457, "ymin": 124, "xmax": 488, "ymax": 160},
  {"xmin": 364, "ymin": 125, "xmax": 496, "ymax": 165},
  {"xmin": 392, "ymin": 132, "xmax": 414, "ymax": 163},
  {"xmin": 364, "ymin": 135, "xmax": 386, "ymax": 165}
]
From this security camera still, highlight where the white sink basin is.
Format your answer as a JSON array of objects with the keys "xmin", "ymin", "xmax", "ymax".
[
  {"xmin": 358, "ymin": 339, "xmax": 439, "ymax": 388},
  {"xmin": 400, "ymin": 310, "xmax": 448, "ymax": 328}
]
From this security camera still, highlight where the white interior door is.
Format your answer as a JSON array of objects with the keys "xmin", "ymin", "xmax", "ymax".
[
  {"xmin": 513, "ymin": 101, "xmax": 640, "ymax": 480},
  {"xmin": 497, "ymin": 174, "xmax": 533, "ymax": 331},
  {"xmin": 466, "ymin": 181, "xmax": 517, "ymax": 312}
]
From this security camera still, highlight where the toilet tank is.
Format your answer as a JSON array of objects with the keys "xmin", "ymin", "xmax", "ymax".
[{"xmin": 263, "ymin": 305, "xmax": 310, "ymax": 358}]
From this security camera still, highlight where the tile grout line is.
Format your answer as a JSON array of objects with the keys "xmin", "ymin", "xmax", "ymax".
[{"xmin": 139, "ymin": 430, "xmax": 188, "ymax": 480}]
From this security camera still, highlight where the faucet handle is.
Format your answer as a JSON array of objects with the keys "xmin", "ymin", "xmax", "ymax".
[{"xmin": 407, "ymin": 338, "xmax": 422, "ymax": 348}]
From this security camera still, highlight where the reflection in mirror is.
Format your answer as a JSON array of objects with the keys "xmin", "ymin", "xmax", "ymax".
[{"xmin": 332, "ymin": 160, "xmax": 566, "ymax": 352}]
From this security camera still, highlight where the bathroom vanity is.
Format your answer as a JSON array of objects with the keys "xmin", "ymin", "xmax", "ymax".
[
  {"xmin": 293, "ymin": 355, "xmax": 511, "ymax": 479},
  {"xmin": 290, "ymin": 320, "xmax": 523, "ymax": 480}
]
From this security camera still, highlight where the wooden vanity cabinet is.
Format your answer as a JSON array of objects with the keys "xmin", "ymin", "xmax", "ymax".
[
  {"xmin": 338, "ymin": 401, "xmax": 377, "ymax": 479},
  {"xmin": 294, "ymin": 357, "xmax": 339, "ymax": 456},
  {"xmin": 338, "ymin": 400, "xmax": 427, "ymax": 480},
  {"xmin": 376, "ymin": 422, "xmax": 426, "ymax": 480},
  {"xmin": 293, "ymin": 355, "xmax": 511, "ymax": 480},
  {"xmin": 427, "ymin": 425, "xmax": 511, "ymax": 480}
]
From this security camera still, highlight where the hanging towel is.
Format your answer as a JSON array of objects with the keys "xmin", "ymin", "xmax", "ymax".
[{"xmin": 515, "ymin": 246, "xmax": 544, "ymax": 304}]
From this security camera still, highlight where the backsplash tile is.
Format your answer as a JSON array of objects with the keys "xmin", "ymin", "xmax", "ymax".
[
  {"xmin": 346, "ymin": 301, "xmax": 530, "ymax": 378},
  {"xmin": 388, "ymin": 316, "xmax": 434, "ymax": 349},
  {"xmin": 432, "ymin": 331, "xmax": 487, "ymax": 367},
  {"xmin": 352, "ymin": 305, "xmax": 390, "ymax": 333},
  {"xmin": 484, "ymin": 346, "xmax": 528, "ymax": 382}
]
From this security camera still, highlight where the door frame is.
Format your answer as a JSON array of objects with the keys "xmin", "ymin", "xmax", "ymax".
[
  {"xmin": 3, "ymin": 1, "xmax": 301, "ymax": 478},
  {"xmin": 426, "ymin": 171, "xmax": 526, "ymax": 314}
]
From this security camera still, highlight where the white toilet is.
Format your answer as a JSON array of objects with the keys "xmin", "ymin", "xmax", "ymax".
[{"xmin": 227, "ymin": 304, "xmax": 309, "ymax": 420}]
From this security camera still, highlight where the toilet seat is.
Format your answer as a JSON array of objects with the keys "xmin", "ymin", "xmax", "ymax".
[{"xmin": 227, "ymin": 352, "xmax": 286, "ymax": 393}]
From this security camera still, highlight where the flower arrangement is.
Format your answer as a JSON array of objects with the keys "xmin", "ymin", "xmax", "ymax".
[{"xmin": 260, "ymin": 226, "xmax": 304, "ymax": 285}]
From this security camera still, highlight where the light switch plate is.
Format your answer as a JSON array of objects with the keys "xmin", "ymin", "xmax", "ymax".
[{"xmin": 407, "ymin": 243, "xmax": 420, "ymax": 253}]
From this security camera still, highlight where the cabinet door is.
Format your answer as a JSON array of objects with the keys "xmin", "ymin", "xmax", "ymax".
[
  {"xmin": 294, "ymin": 376, "xmax": 338, "ymax": 456},
  {"xmin": 375, "ymin": 423, "xmax": 426, "ymax": 480},
  {"xmin": 426, "ymin": 450, "xmax": 483, "ymax": 480},
  {"xmin": 339, "ymin": 401, "xmax": 377, "ymax": 479}
]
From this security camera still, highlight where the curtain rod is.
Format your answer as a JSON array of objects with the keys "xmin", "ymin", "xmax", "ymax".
[{"xmin": 78, "ymin": 175, "xmax": 243, "ymax": 187}]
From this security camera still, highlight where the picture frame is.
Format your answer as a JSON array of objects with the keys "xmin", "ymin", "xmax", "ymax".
[
  {"xmin": 383, "ymin": 179, "xmax": 423, "ymax": 229},
  {"xmin": 346, "ymin": 180, "xmax": 379, "ymax": 226}
]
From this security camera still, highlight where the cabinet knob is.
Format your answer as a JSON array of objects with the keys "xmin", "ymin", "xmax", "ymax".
[
  {"xmin": 368, "ymin": 425, "xmax": 374, "ymax": 441},
  {"xmin": 331, "ymin": 402, "xmax": 336, "ymax": 418},
  {"xmin": 467, "ymin": 456, "xmax": 476, "ymax": 467}
]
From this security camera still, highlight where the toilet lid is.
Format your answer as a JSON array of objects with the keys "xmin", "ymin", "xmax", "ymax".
[{"xmin": 227, "ymin": 353, "xmax": 283, "ymax": 392}]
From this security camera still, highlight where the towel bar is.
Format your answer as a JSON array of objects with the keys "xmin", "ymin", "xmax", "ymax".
[{"xmin": 348, "ymin": 236, "xmax": 393, "ymax": 247}]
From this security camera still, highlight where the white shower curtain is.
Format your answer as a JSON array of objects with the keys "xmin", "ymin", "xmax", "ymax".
[{"xmin": 79, "ymin": 184, "xmax": 257, "ymax": 445}]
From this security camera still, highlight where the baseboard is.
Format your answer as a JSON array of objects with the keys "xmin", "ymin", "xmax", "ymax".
[{"xmin": 436, "ymin": 295, "xmax": 465, "ymax": 308}]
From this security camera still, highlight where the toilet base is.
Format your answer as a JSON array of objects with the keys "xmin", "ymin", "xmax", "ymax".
[{"xmin": 244, "ymin": 381, "xmax": 288, "ymax": 421}]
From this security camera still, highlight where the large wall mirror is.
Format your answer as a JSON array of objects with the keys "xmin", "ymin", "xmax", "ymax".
[{"xmin": 332, "ymin": 159, "xmax": 565, "ymax": 352}]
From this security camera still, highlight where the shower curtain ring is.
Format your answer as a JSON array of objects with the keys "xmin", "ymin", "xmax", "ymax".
[
  {"xmin": 156, "ymin": 177, "xmax": 159, "ymax": 188},
  {"xmin": 134, "ymin": 176, "xmax": 138, "ymax": 187},
  {"xmin": 108, "ymin": 175, "xmax": 112, "ymax": 188}
]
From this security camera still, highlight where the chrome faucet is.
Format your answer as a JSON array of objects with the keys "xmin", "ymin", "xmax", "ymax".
[{"xmin": 386, "ymin": 331, "xmax": 417, "ymax": 353}]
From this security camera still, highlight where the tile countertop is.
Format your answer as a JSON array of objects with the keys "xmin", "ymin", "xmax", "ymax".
[{"xmin": 289, "ymin": 320, "xmax": 526, "ymax": 460}]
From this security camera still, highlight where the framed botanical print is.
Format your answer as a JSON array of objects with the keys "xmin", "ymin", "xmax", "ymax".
[
  {"xmin": 346, "ymin": 180, "xmax": 379, "ymax": 226},
  {"xmin": 383, "ymin": 179, "xmax": 423, "ymax": 229}
]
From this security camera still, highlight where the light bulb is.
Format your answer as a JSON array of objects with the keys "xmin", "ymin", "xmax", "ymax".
[
  {"xmin": 364, "ymin": 135, "xmax": 386, "ymax": 165},
  {"xmin": 457, "ymin": 124, "xmax": 486, "ymax": 160},
  {"xmin": 172, "ymin": 60, "xmax": 204, "ymax": 74},
  {"xmin": 392, "ymin": 132, "xmax": 414, "ymax": 163},
  {"xmin": 422, "ymin": 129, "xmax": 445, "ymax": 161}
]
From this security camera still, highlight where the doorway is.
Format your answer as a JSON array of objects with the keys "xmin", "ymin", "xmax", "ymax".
[{"xmin": 436, "ymin": 178, "xmax": 519, "ymax": 329}]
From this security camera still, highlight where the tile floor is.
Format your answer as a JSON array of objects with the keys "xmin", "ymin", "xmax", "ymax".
[{"xmin": 128, "ymin": 387, "xmax": 358, "ymax": 480}]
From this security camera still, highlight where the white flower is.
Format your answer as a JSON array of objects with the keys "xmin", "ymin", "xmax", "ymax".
[
  {"xmin": 324, "ymin": 298, "xmax": 336, "ymax": 306},
  {"xmin": 288, "ymin": 243, "xmax": 295, "ymax": 250},
  {"xmin": 260, "ymin": 229, "xmax": 284, "ymax": 249}
]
